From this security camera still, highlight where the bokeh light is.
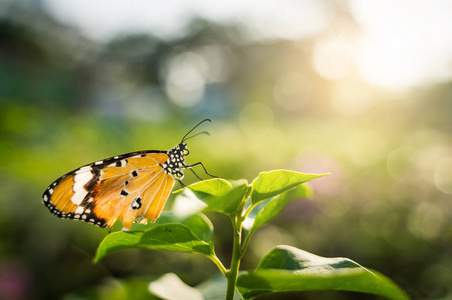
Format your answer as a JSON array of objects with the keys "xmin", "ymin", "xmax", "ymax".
[
  {"xmin": 165, "ymin": 51, "xmax": 206, "ymax": 107},
  {"xmin": 407, "ymin": 201, "xmax": 445, "ymax": 240},
  {"xmin": 435, "ymin": 157, "xmax": 452, "ymax": 194},
  {"xmin": 386, "ymin": 147, "xmax": 418, "ymax": 183}
]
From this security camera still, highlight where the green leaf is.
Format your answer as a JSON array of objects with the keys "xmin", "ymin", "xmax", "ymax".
[
  {"xmin": 179, "ymin": 213, "xmax": 214, "ymax": 247},
  {"xmin": 94, "ymin": 223, "xmax": 213, "ymax": 262},
  {"xmin": 175, "ymin": 178, "xmax": 233, "ymax": 198},
  {"xmin": 211, "ymin": 184, "xmax": 249, "ymax": 217},
  {"xmin": 180, "ymin": 178, "xmax": 249, "ymax": 217},
  {"xmin": 129, "ymin": 213, "xmax": 214, "ymax": 247},
  {"xmin": 236, "ymin": 245, "xmax": 409, "ymax": 300},
  {"xmin": 250, "ymin": 170, "xmax": 328, "ymax": 204},
  {"xmin": 148, "ymin": 273, "xmax": 204, "ymax": 300},
  {"xmin": 244, "ymin": 184, "xmax": 311, "ymax": 236}
]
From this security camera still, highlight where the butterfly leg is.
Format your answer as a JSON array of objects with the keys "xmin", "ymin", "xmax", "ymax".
[
  {"xmin": 189, "ymin": 168, "xmax": 204, "ymax": 181},
  {"xmin": 185, "ymin": 162, "xmax": 218, "ymax": 178}
]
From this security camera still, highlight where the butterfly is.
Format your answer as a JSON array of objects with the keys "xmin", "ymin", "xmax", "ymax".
[{"xmin": 42, "ymin": 119, "xmax": 215, "ymax": 231}]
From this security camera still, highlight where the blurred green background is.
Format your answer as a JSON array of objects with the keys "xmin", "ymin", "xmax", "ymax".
[{"xmin": 1, "ymin": 1, "xmax": 452, "ymax": 299}]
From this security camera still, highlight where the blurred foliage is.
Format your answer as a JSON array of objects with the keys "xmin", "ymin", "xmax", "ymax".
[
  {"xmin": 1, "ymin": 1, "xmax": 452, "ymax": 300},
  {"xmin": 93, "ymin": 175, "xmax": 408, "ymax": 300}
]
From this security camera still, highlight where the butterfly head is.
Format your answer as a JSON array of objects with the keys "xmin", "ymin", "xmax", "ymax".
[
  {"xmin": 164, "ymin": 142, "xmax": 188, "ymax": 179},
  {"xmin": 164, "ymin": 119, "xmax": 212, "ymax": 180},
  {"xmin": 178, "ymin": 142, "xmax": 190, "ymax": 156}
]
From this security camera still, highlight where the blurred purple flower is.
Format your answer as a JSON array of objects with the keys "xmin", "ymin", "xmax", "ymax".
[{"xmin": 0, "ymin": 262, "xmax": 32, "ymax": 300}]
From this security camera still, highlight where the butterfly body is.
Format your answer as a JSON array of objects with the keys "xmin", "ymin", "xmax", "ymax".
[{"xmin": 43, "ymin": 139, "xmax": 200, "ymax": 231}]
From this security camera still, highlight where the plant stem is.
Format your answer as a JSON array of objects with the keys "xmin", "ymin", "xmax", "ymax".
[
  {"xmin": 242, "ymin": 203, "xmax": 257, "ymax": 220},
  {"xmin": 241, "ymin": 231, "xmax": 252, "ymax": 256},
  {"xmin": 240, "ymin": 202, "xmax": 258, "ymax": 254},
  {"xmin": 208, "ymin": 253, "xmax": 228, "ymax": 277},
  {"xmin": 226, "ymin": 218, "xmax": 242, "ymax": 300}
]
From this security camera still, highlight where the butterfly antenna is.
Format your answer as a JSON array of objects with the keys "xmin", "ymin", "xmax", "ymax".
[
  {"xmin": 183, "ymin": 131, "xmax": 210, "ymax": 142},
  {"xmin": 181, "ymin": 119, "xmax": 212, "ymax": 143}
]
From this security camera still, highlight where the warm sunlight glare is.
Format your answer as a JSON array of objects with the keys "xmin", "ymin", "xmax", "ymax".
[
  {"xmin": 312, "ymin": 35, "xmax": 357, "ymax": 80},
  {"xmin": 331, "ymin": 78, "xmax": 374, "ymax": 115},
  {"xmin": 312, "ymin": 1, "xmax": 452, "ymax": 90},
  {"xmin": 351, "ymin": 0, "xmax": 452, "ymax": 90}
]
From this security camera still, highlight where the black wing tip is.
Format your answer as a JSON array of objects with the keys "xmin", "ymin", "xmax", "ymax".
[{"xmin": 42, "ymin": 196, "xmax": 109, "ymax": 228}]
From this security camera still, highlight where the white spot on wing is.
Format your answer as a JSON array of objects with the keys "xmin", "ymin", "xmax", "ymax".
[
  {"xmin": 94, "ymin": 160, "xmax": 103, "ymax": 165},
  {"xmin": 76, "ymin": 166, "xmax": 92, "ymax": 174},
  {"xmin": 71, "ymin": 189, "xmax": 88, "ymax": 205},
  {"xmin": 73, "ymin": 171, "xmax": 93, "ymax": 192},
  {"xmin": 75, "ymin": 207, "xmax": 84, "ymax": 215}
]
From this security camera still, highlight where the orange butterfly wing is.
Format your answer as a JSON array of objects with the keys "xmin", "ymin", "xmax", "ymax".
[{"xmin": 43, "ymin": 151, "xmax": 175, "ymax": 230}]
